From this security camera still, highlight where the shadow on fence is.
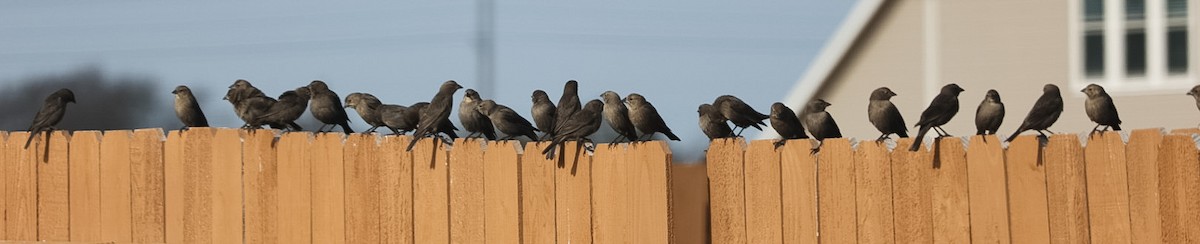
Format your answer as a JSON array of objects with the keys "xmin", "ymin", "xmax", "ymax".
[
  {"xmin": 706, "ymin": 128, "xmax": 1200, "ymax": 244},
  {"xmin": 0, "ymin": 127, "xmax": 675, "ymax": 243}
]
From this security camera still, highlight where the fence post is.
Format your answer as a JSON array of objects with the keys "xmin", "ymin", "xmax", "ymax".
[
  {"xmin": 966, "ymin": 135, "xmax": 1011, "ymax": 243},
  {"xmin": 68, "ymin": 131, "xmax": 102, "ymax": 241},
  {"xmin": 706, "ymin": 138, "xmax": 746, "ymax": 244},
  {"xmin": 1126, "ymin": 129, "xmax": 1163, "ymax": 243}
]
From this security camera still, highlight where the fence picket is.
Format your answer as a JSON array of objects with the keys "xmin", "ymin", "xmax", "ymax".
[
  {"xmin": 892, "ymin": 138, "xmax": 932, "ymax": 243},
  {"xmin": 966, "ymin": 135, "xmax": 1011, "ymax": 243},
  {"xmin": 1084, "ymin": 131, "xmax": 1133, "ymax": 243},
  {"xmin": 817, "ymin": 138, "xmax": 856, "ymax": 244},
  {"xmin": 743, "ymin": 140, "xmax": 782, "ymax": 243},
  {"xmin": 1126, "ymin": 129, "xmax": 1164, "ymax": 244},
  {"xmin": 706, "ymin": 138, "xmax": 746, "ymax": 244},
  {"xmin": 780, "ymin": 139, "xmax": 817, "ymax": 244},
  {"xmin": 1045, "ymin": 135, "xmax": 1091, "ymax": 243},
  {"xmin": 68, "ymin": 131, "xmax": 102, "ymax": 241}
]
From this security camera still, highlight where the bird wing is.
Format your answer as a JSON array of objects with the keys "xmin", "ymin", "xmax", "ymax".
[
  {"xmin": 883, "ymin": 102, "xmax": 907, "ymax": 132},
  {"xmin": 822, "ymin": 113, "xmax": 842, "ymax": 138},
  {"xmin": 28, "ymin": 100, "xmax": 66, "ymax": 130},
  {"xmin": 643, "ymin": 102, "xmax": 674, "ymax": 133}
]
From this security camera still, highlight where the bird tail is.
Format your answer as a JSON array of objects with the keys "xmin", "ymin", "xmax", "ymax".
[
  {"xmin": 1004, "ymin": 128, "xmax": 1023, "ymax": 142},
  {"xmin": 24, "ymin": 129, "xmax": 41, "ymax": 149},
  {"xmin": 406, "ymin": 136, "xmax": 421, "ymax": 151},
  {"xmin": 340, "ymin": 123, "xmax": 354, "ymax": 134},
  {"xmin": 1112, "ymin": 124, "xmax": 1122, "ymax": 131},
  {"xmin": 908, "ymin": 126, "xmax": 929, "ymax": 151},
  {"xmin": 664, "ymin": 131, "xmax": 680, "ymax": 141},
  {"xmin": 525, "ymin": 131, "xmax": 540, "ymax": 141},
  {"xmin": 896, "ymin": 130, "xmax": 909, "ymax": 138}
]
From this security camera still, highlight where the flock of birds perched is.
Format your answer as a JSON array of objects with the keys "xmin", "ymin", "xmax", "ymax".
[{"xmin": 18, "ymin": 79, "xmax": 1200, "ymax": 156}]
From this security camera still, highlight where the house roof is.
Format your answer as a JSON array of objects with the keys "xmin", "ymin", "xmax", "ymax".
[{"xmin": 757, "ymin": 0, "xmax": 885, "ymax": 139}]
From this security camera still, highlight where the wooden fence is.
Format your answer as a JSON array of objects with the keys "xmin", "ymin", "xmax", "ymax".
[
  {"xmin": 0, "ymin": 128, "xmax": 674, "ymax": 243},
  {"xmin": 706, "ymin": 128, "xmax": 1200, "ymax": 244}
]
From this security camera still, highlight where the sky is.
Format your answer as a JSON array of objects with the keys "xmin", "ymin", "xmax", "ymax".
[{"xmin": 0, "ymin": 1, "xmax": 856, "ymax": 161}]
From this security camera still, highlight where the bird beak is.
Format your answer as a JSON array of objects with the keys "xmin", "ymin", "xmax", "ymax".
[
  {"xmin": 1189, "ymin": 92, "xmax": 1195, "ymax": 96},
  {"xmin": 171, "ymin": 90, "xmax": 177, "ymax": 95}
]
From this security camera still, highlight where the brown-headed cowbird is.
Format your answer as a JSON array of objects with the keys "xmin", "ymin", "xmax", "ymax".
[
  {"xmin": 713, "ymin": 95, "xmax": 769, "ymax": 136},
  {"xmin": 909, "ymin": 84, "xmax": 965, "ymax": 151},
  {"xmin": 459, "ymin": 89, "xmax": 497, "ymax": 140},
  {"xmin": 377, "ymin": 104, "xmax": 410, "ymax": 135},
  {"xmin": 698, "ymin": 103, "xmax": 734, "ymax": 140},
  {"xmin": 478, "ymin": 99, "xmax": 540, "ymax": 141},
  {"xmin": 802, "ymin": 99, "xmax": 842, "ymax": 141},
  {"xmin": 257, "ymin": 87, "xmax": 310, "ymax": 131},
  {"xmin": 1188, "ymin": 85, "xmax": 1200, "ymax": 113},
  {"xmin": 1005, "ymin": 84, "xmax": 1063, "ymax": 142},
  {"xmin": 308, "ymin": 80, "xmax": 353, "ymax": 133},
  {"xmin": 868, "ymin": 87, "xmax": 908, "ymax": 141},
  {"xmin": 770, "ymin": 102, "xmax": 807, "ymax": 148},
  {"xmin": 24, "ymin": 88, "xmax": 75, "ymax": 148},
  {"xmin": 172, "ymin": 85, "xmax": 208, "ymax": 130},
  {"xmin": 407, "ymin": 80, "xmax": 463, "ymax": 151},
  {"xmin": 224, "ymin": 79, "xmax": 270, "ymax": 128},
  {"xmin": 1082, "ymin": 84, "xmax": 1122, "ymax": 136},
  {"xmin": 531, "ymin": 90, "xmax": 557, "ymax": 140},
  {"xmin": 626, "ymin": 93, "xmax": 680, "ymax": 141},
  {"xmin": 600, "ymin": 91, "xmax": 639, "ymax": 143},
  {"xmin": 975, "ymin": 89, "xmax": 1005, "ymax": 135},
  {"xmin": 344, "ymin": 92, "xmax": 386, "ymax": 133},
  {"xmin": 542, "ymin": 99, "xmax": 604, "ymax": 159},
  {"xmin": 553, "ymin": 80, "xmax": 581, "ymax": 137}
]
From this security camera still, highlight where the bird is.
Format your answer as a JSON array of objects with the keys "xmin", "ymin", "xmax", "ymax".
[
  {"xmin": 407, "ymin": 80, "xmax": 463, "ymax": 151},
  {"xmin": 256, "ymin": 87, "xmax": 310, "ymax": 131},
  {"xmin": 224, "ymin": 79, "xmax": 271, "ymax": 128},
  {"xmin": 713, "ymin": 95, "xmax": 769, "ymax": 136},
  {"xmin": 542, "ymin": 99, "xmax": 604, "ymax": 159},
  {"xmin": 975, "ymin": 89, "xmax": 1005, "ymax": 135},
  {"xmin": 1005, "ymin": 84, "xmax": 1064, "ymax": 142},
  {"xmin": 552, "ymin": 80, "xmax": 581, "ymax": 138},
  {"xmin": 531, "ymin": 90, "xmax": 557, "ymax": 140},
  {"xmin": 171, "ymin": 85, "xmax": 208, "ymax": 130},
  {"xmin": 599, "ymin": 91, "xmax": 639, "ymax": 144},
  {"xmin": 25, "ymin": 88, "xmax": 76, "ymax": 148},
  {"xmin": 477, "ymin": 99, "xmax": 540, "ymax": 141},
  {"xmin": 459, "ymin": 89, "xmax": 497, "ymax": 140},
  {"xmin": 867, "ymin": 87, "xmax": 908, "ymax": 141},
  {"xmin": 1188, "ymin": 85, "xmax": 1200, "ymax": 113},
  {"xmin": 769, "ymin": 102, "xmax": 808, "ymax": 148},
  {"xmin": 344, "ymin": 92, "xmax": 386, "ymax": 133},
  {"xmin": 1082, "ymin": 84, "xmax": 1122, "ymax": 137},
  {"xmin": 307, "ymin": 80, "xmax": 353, "ymax": 134},
  {"xmin": 698, "ymin": 103, "xmax": 734, "ymax": 140},
  {"xmin": 909, "ymin": 84, "xmax": 965, "ymax": 151},
  {"xmin": 626, "ymin": 93, "xmax": 680, "ymax": 141},
  {"xmin": 406, "ymin": 102, "xmax": 459, "ymax": 139},
  {"xmin": 377, "ymin": 104, "xmax": 411, "ymax": 135},
  {"xmin": 802, "ymin": 99, "xmax": 842, "ymax": 153}
]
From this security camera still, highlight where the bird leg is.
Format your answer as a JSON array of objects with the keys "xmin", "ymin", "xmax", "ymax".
[
  {"xmin": 367, "ymin": 126, "xmax": 379, "ymax": 133},
  {"xmin": 579, "ymin": 138, "xmax": 596, "ymax": 153},
  {"xmin": 1089, "ymin": 124, "xmax": 1103, "ymax": 137},
  {"xmin": 608, "ymin": 135, "xmax": 623, "ymax": 147},
  {"xmin": 317, "ymin": 124, "xmax": 331, "ymax": 132},
  {"xmin": 734, "ymin": 127, "xmax": 746, "ymax": 137},
  {"xmin": 773, "ymin": 139, "xmax": 787, "ymax": 149},
  {"xmin": 876, "ymin": 134, "xmax": 889, "ymax": 142},
  {"xmin": 179, "ymin": 126, "xmax": 189, "ymax": 132},
  {"xmin": 934, "ymin": 127, "xmax": 952, "ymax": 138}
]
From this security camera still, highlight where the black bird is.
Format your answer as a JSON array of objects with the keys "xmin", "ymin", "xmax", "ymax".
[
  {"xmin": 407, "ymin": 80, "xmax": 463, "ymax": 151},
  {"xmin": 459, "ymin": 89, "xmax": 497, "ymax": 140},
  {"xmin": 1082, "ymin": 84, "xmax": 1122, "ymax": 136},
  {"xmin": 909, "ymin": 84, "xmax": 965, "ymax": 151},
  {"xmin": 344, "ymin": 92, "xmax": 386, "ymax": 133},
  {"xmin": 626, "ymin": 93, "xmax": 680, "ymax": 141},
  {"xmin": 1005, "ymin": 84, "xmax": 1064, "ymax": 142},
  {"xmin": 24, "ymin": 88, "xmax": 76, "ymax": 148},
  {"xmin": 769, "ymin": 102, "xmax": 807, "ymax": 148},
  {"xmin": 698, "ymin": 104, "xmax": 734, "ymax": 140},
  {"xmin": 552, "ymin": 80, "xmax": 581, "ymax": 138},
  {"xmin": 600, "ymin": 91, "xmax": 639, "ymax": 144},
  {"xmin": 308, "ymin": 80, "xmax": 353, "ymax": 133},
  {"xmin": 867, "ymin": 87, "xmax": 908, "ymax": 141},
  {"xmin": 257, "ymin": 87, "xmax": 310, "ymax": 131},
  {"xmin": 172, "ymin": 85, "xmax": 208, "ymax": 130},
  {"xmin": 975, "ymin": 89, "xmax": 1005, "ymax": 135},
  {"xmin": 407, "ymin": 102, "xmax": 458, "ymax": 138},
  {"xmin": 713, "ymin": 95, "xmax": 769, "ymax": 136},
  {"xmin": 531, "ymin": 90, "xmax": 557, "ymax": 140},
  {"xmin": 802, "ymin": 99, "xmax": 842, "ymax": 142},
  {"xmin": 377, "ymin": 104, "xmax": 411, "ymax": 135},
  {"xmin": 542, "ymin": 99, "xmax": 604, "ymax": 159},
  {"xmin": 478, "ymin": 99, "xmax": 540, "ymax": 141}
]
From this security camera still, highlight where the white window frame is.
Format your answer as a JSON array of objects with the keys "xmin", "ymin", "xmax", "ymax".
[{"xmin": 1069, "ymin": 0, "xmax": 1197, "ymax": 97}]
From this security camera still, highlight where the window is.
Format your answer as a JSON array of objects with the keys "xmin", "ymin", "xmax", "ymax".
[{"xmin": 1074, "ymin": 0, "xmax": 1195, "ymax": 94}]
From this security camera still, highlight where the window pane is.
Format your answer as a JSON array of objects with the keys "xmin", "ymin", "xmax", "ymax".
[
  {"xmin": 1126, "ymin": 0, "xmax": 1145, "ymax": 20},
  {"xmin": 1168, "ymin": 28, "xmax": 1189, "ymax": 74},
  {"xmin": 1126, "ymin": 31, "xmax": 1146, "ymax": 76},
  {"xmin": 1086, "ymin": 31, "xmax": 1105, "ymax": 77},
  {"xmin": 1086, "ymin": 0, "xmax": 1104, "ymax": 21},
  {"xmin": 1168, "ymin": 0, "xmax": 1187, "ymax": 18}
]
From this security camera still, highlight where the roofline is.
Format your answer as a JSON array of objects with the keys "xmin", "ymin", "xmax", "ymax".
[{"xmin": 757, "ymin": 0, "xmax": 886, "ymax": 139}]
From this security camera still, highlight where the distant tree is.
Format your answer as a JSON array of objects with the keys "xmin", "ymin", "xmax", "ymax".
[{"xmin": 0, "ymin": 66, "xmax": 175, "ymax": 131}]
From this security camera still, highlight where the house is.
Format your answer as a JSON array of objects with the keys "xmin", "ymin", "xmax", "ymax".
[{"xmin": 766, "ymin": 0, "xmax": 1198, "ymax": 141}]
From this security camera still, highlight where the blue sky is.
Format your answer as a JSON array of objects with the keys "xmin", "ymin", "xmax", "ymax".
[{"xmin": 0, "ymin": 1, "xmax": 855, "ymax": 161}]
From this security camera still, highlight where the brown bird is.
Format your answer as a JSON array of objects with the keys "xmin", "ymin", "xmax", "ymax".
[
  {"xmin": 531, "ymin": 90, "xmax": 557, "ymax": 140},
  {"xmin": 408, "ymin": 102, "xmax": 458, "ymax": 138},
  {"xmin": 1188, "ymin": 85, "xmax": 1200, "ymax": 113},
  {"xmin": 407, "ymin": 80, "xmax": 463, "ymax": 151},
  {"xmin": 459, "ymin": 89, "xmax": 497, "ymax": 140},
  {"xmin": 542, "ymin": 99, "xmax": 604, "ymax": 159},
  {"xmin": 308, "ymin": 80, "xmax": 353, "ymax": 133},
  {"xmin": 867, "ymin": 87, "xmax": 908, "ymax": 141},
  {"xmin": 377, "ymin": 104, "xmax": 411, "ymax": 135},
  {"xmin": 626, "ymin": 93, "xmax": 680, "ymax": 141},
  {"xmin": 1005, "ymin": 84, "xmax": 1063, "ymax": 142},
  {"xmin": 600, "ymin": 91, "xmax": 639, "ymax": 144},
  {"xmin": 975, "ymin": 89, "xmax": 1005, "ymax": 135},
  {"xmin": 256, "ymin": 87, "xmax": 310, "ymax": 131},
  {"xmin": 802, "ymin": 99, "xmax": 842, "ymax": 153},
  {"xmin": 477, "ymin": 99, "xmax": 540, "ymax": 140},
  {"xmin": 224, "ymin": 79, "xmax": 271, "ymax": 128},
  {"xmin": 1082, "ymin": 84, "xmax": 1122, "ymax": 136},
  {"xmin": 172, "ymin": 85, "xmax": 208, "ymax": 130},
  {"xmin": 698, "ymin": 103, "xmax": 734, "ymax": 140},
  {"xmin": 24, "ymin": 88, "xmax": 76, "ymax": 148},
  {"xmin": 552, "ymin": 80, "xmax": 581, "ymax": 138},
  {"xmin": 909, "ymin": 84, "xmax": 965, "ymax": 151},
  {"xmin": 769, "ymin": 102, "xmax": 807, "ymax": 148},
  {"xmin": 713, "ymin": 95, "xmax": 769, "ymax": 136},
  {"xmin": 344, "ymin": 92, "xmax": 386, "ymax": 133}
]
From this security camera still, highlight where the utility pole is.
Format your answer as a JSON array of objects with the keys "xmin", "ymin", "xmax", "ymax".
[{"xmin": 475, "ymin": 0, "xmax": 495, "ymax": 96}]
